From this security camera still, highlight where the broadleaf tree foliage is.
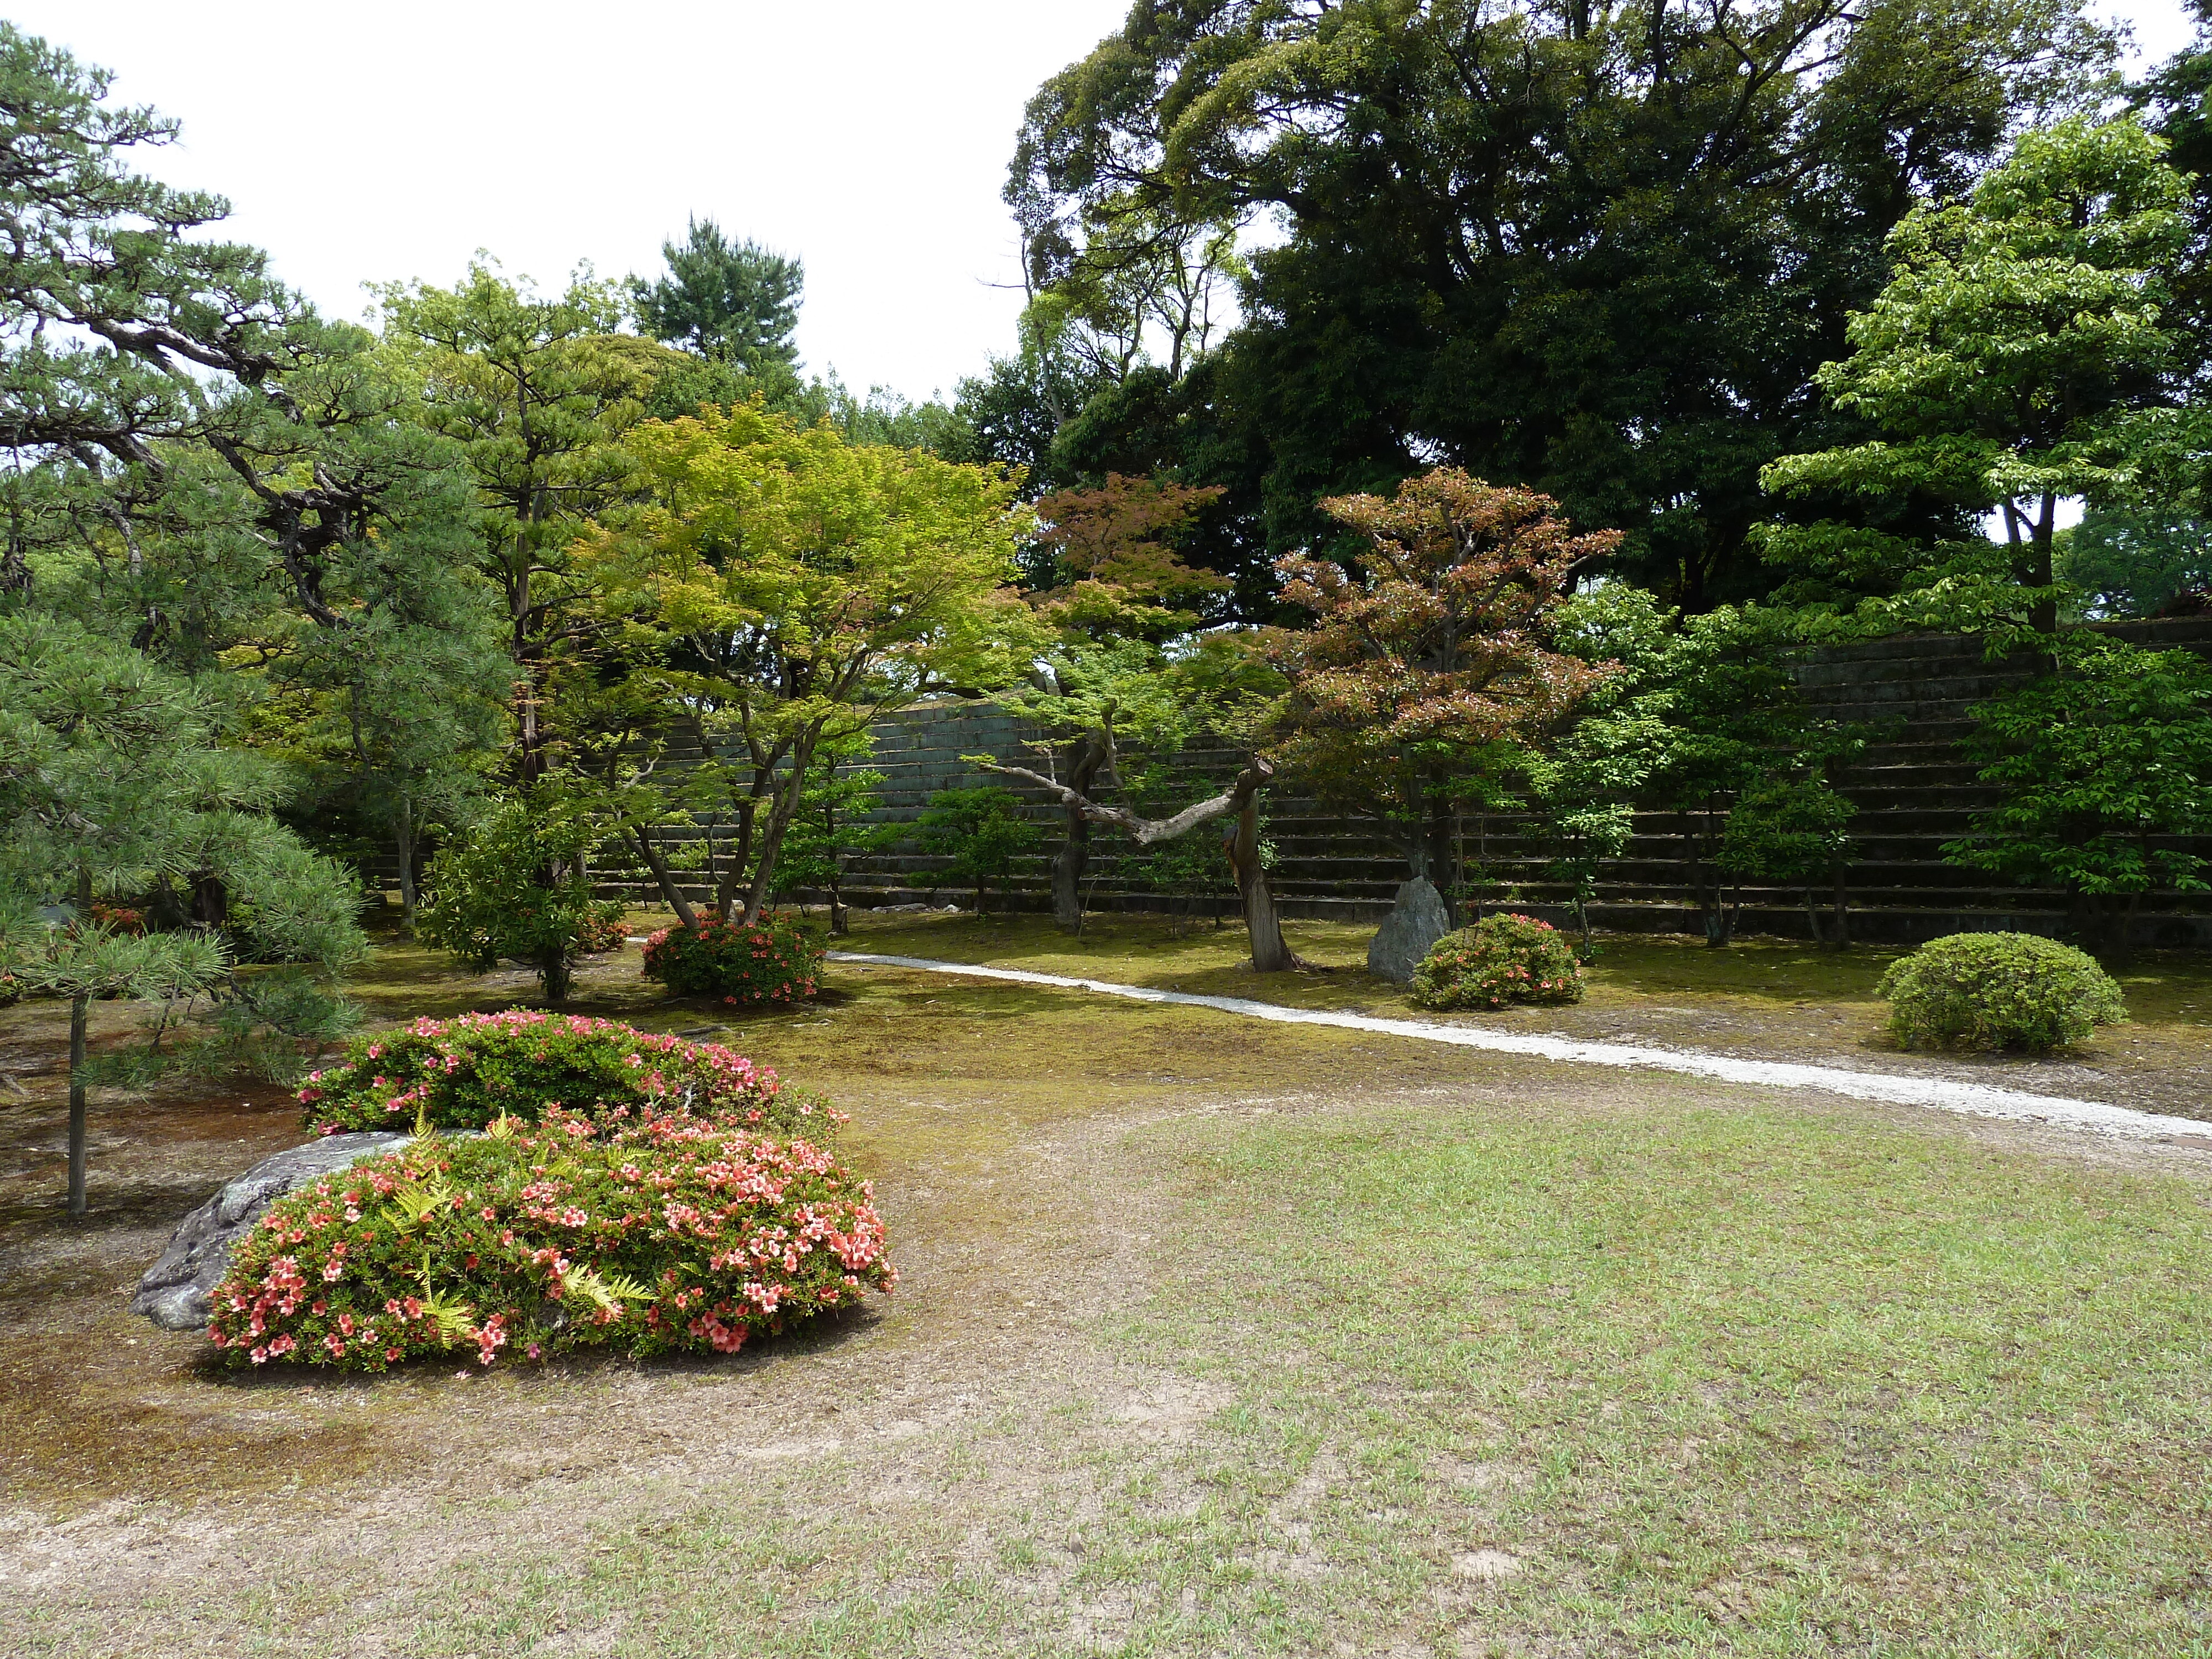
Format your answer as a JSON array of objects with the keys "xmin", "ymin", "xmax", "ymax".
[{"xmin": 1006, "ymin": 0, "xmax": 2121, "ymax": 609}]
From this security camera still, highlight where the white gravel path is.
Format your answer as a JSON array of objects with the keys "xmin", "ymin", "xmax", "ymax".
[{"xmin": 828, "ymin": 951, "xmax": 2212, "ymax": 1145}]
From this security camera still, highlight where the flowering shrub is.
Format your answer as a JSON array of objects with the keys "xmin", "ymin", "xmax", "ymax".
[
  {"xmin": 1879, "ymin": 932, "xmax": 2126, "ymax": 1052},
  {"xmin": 1411, "ymin": 912, "xmax": 1585, "ymax": 1010},
  {"xmin": 641, "ymin": 913, "xmax": 823, "ymax": 1006},
  {"xmin": 206, "ymin": 1107, "xmax": 895, "ymax": 1371},
  {"xmin": 573, "ymin": 903, "xmax": 632, "ymax": 955},
  {"xmin": 88, "ymin": 901, "xmax": 146, "ymax": 935},
  {"xmin": 299, "ymin": 1010, "xmax": 829, "ymax": 1139}
]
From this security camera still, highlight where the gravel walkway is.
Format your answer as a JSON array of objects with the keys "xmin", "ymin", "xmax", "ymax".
[{"xmin": 829, "ymin": 951, "xmax": 2212, "ymax": 1146}]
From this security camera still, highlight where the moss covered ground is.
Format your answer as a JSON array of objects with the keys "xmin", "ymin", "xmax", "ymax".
[{"xmin": 2, "ymin": 915, "xmax": 2209, "ymax": 1655}]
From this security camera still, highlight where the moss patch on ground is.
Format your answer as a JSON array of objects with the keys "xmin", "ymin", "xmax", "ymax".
[{"xmin": 816, "ymin": 908, "xmax": 2212, "ymax": 1121}]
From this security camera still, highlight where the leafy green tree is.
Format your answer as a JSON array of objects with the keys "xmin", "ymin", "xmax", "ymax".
[
  {"xmin": 0, "ymin": 17, "xmax": 510, "ymax": 848},
  {"xmin": 2056, "ymin": 508, "xmax": 2212, "ymax": 618},
  {"xmin": 1945, "ymin": 633, "xmax": 2212, "ymax": 951},
  {"xmin": 1550, "ymin": 585, "xmax": 1854, "ymax": 947},
  {"xmin": 0, "ymin": 23, "xmax": 296, "ymax": 519},
  {"xmin": 629, "ymin": 217, "xmax": 804, "ymax": 372},
  {"xmin": 581, "ymin": 400, "xmax": 1036, "ymax": 929},
  {"xmin": 376, "ymin": 262, "xmax": 653, "ymax": 782},
  {"xmin": 1718, "ymin": 775, "xmax": 1859, "ymax": 948},
  {"xmin": 1011, "ymin": 0, "xmax": 2119, "ymax": 606},
  {"xmin": 906, "ymin": 787, "xmax": 1042, "ymax": 917},
  {"xmin": 982, "ymin": 472, "xmax": 1252, "ymax": 927},
  {"xmin": 416, "ymin": 795, "xmax": 621, "ymax": 1003},
  {"xmin": 1764, "ymin": 117, "xmax": 2194, "ymax": 637},
  {"xmin": 0, "ymin": 614, "xmax": 363, "ymax": 1214}
]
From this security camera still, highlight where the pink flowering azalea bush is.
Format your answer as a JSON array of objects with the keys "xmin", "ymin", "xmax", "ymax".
[
  {"xmin": 299, "ymin": 1010, "xmax": 826, "ymax": 1138},
  {"xmin": 1410, "ymin": 912, "xmax": 1585, "ymax": 1010},
  {"xmin": 641, "ymin": 913, "xmax": 823, "ymax": 1006},
  {"xmin": 206, "ymin": 1105, "xmax": 895, "ymax": 1371}
]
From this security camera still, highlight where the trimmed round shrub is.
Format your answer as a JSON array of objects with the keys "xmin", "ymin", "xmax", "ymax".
[
  {"xmin": 207, "ymin": 1105, "xmax": 895, "ymax": 1370},
  {"xmin": 1878, "ymin": 932, "xmax": 2126, "ymax": 1052},
  {"xmin": 641, "ymin": 913, "xmax": 823, "ymax": 1006},
  {"xmin": 299, "ymin": 1010, "xmax": 827, "ymax": 1138},
  {"xmin": 1411, "ymin": 912, "xmax": 1585, "ymax": 1010}
]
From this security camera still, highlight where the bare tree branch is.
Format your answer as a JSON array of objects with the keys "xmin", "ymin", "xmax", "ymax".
[{"xmin": 975, "ymin": 754, "xmax": 1275, "ymax": 846}]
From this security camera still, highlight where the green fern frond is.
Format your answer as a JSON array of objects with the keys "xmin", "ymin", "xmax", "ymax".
[
  {"xmin": 385, "ymin": 1176, "xmax": 452, "ymax": 1233},
  {"xmin": 562, "ymin": 1265, "xmax": 653, "ymax": 1316},
  {"xmin": 419, "ymin": 1290, "xmax": 477, "ymax": 1343}
]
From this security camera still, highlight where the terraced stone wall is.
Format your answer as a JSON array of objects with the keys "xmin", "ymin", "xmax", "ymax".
[{"xmin": 588, "ymin": 617, "xmax": 2212, "ymax": 948}]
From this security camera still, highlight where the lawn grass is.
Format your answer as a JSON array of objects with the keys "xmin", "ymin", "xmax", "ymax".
[
  {"xmin": 6, "ymin": 926, "xmax": 2211, "ymax": 1655},
  {"xmin": 1118, "ymin": 1088, "xmax": 2212, "ymax": 1653},
  {"xmin": 210, "ymin": 1062, "xmax": 2211, "ymax": 1658}
]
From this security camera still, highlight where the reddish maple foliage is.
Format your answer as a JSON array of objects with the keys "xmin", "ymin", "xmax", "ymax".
[
  {"xmin": 1030, "ymin": 472, "xmax": 1229, "ymax": 638},
  {"xmin": 1266, "ymin": 469, "xmax": 1619, "ymax": 889}
]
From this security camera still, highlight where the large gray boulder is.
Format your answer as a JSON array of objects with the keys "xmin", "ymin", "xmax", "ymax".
[
  {"xmin": 1367, "ymin": 877, "xmax": 1452, "ymax": 985},
  {"xmin": 132, "ymin": 1133, "xmax": 414, "ymax": 1332}
]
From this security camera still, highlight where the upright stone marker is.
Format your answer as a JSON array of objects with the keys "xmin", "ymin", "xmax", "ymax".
[{"xmin": 1368, "ymin": 876, "xmax": 1451, "ymax": 984}]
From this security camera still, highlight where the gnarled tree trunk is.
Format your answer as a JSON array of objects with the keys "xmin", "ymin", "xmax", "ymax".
[
  {"xmin": 1051, "ymin": 730, "xmax": 1113, "ymax": 929},
  {"xmin": 1226, "ymin": 796, "xmax": 1292, "ymax": 973},
  {"xmin": 980, "ymin": 753, "xmax": 1294, "ymax": 973}
]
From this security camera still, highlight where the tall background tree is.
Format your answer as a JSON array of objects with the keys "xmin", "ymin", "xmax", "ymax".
[
  {"xmin": 629, "ymin": 217, "xmax": 804, "ymax": 372},
  {"xmin": 1003, "ymin": 0, "xmax": 2119, "ymax": 612}
]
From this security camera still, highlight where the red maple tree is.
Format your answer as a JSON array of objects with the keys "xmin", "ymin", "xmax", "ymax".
[{"xmin": 1267, "ymin": 469, "xmax": 1619, "ymax": 907}]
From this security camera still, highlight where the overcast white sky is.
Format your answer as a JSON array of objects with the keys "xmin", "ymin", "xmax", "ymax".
[{"xmin": 7, "ymin": 1, "xmax": 2200, "ymax": 405}]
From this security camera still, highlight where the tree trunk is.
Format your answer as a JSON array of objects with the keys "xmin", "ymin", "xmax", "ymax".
[
  {"xmin": 1228, "ymin": 800, "xmax": 1292, "ymax": 973},
  {"xmin": 1052, "ymin": 812, "xmax": 1090, "ymax": 928},
  {"xmin": 540, "ymin": 952, "xmax": 573, "ymax": 1004},
  {"xmin": 1051, "ymin": 732, "xmax": 1110, "ymax": 929},
  {"xmin": 1829, "ymin": 857, "xmax": 1851, "ymax": 951},
  {"xmin": 740, "ymin": 733, "xmax": 820, "ymax": 925},
  {"xmin": 66, "ymin": 992, "xmax": 88, "ymax": 1218},
  {"xmin": 2029, "ymin": 492, "xmax": 2058, "ymax": 637},
  {"xmin": 714, "ymin": 797, "xmax": 760, "ymax": 924},
  {"xmin": 190, "ymin": 873, "xmax": 228, "ymax": 930},
  {"xmin": 632, "ymin": 827, "xmax": 703, "ymax": 932},
  {"xmin": 395, "ymin": 795, "xmax": 419, "ymax": 935},
  {"xmin": 1422, "ymin": 797, "xmax": 1457, "ymax": 927}
]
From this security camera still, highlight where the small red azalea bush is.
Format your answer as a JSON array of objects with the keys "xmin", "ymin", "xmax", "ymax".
[
  {"xmin": 207, "ymin": 1105, "xmax": 895, "ymax": 1371},
  {"xmin": 299, "ymin": 1010, "xmax": 826, "ymax": 1138},
  {"xmin": 573, "ymin": 903, "xmax": 633, "ymax": 955},
  {"xmin": 641, "ymin": 914, "xmax": 823, "ymax": 1006},
  {"xmin": 1411, "ymin": 912, "xmax": 1585, "ymax": 1010}
]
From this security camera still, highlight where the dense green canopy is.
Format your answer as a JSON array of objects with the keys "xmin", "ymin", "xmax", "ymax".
[{"xmin": 1000, "ymin": 0, "xmax": 2120, "ymax": 611}]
